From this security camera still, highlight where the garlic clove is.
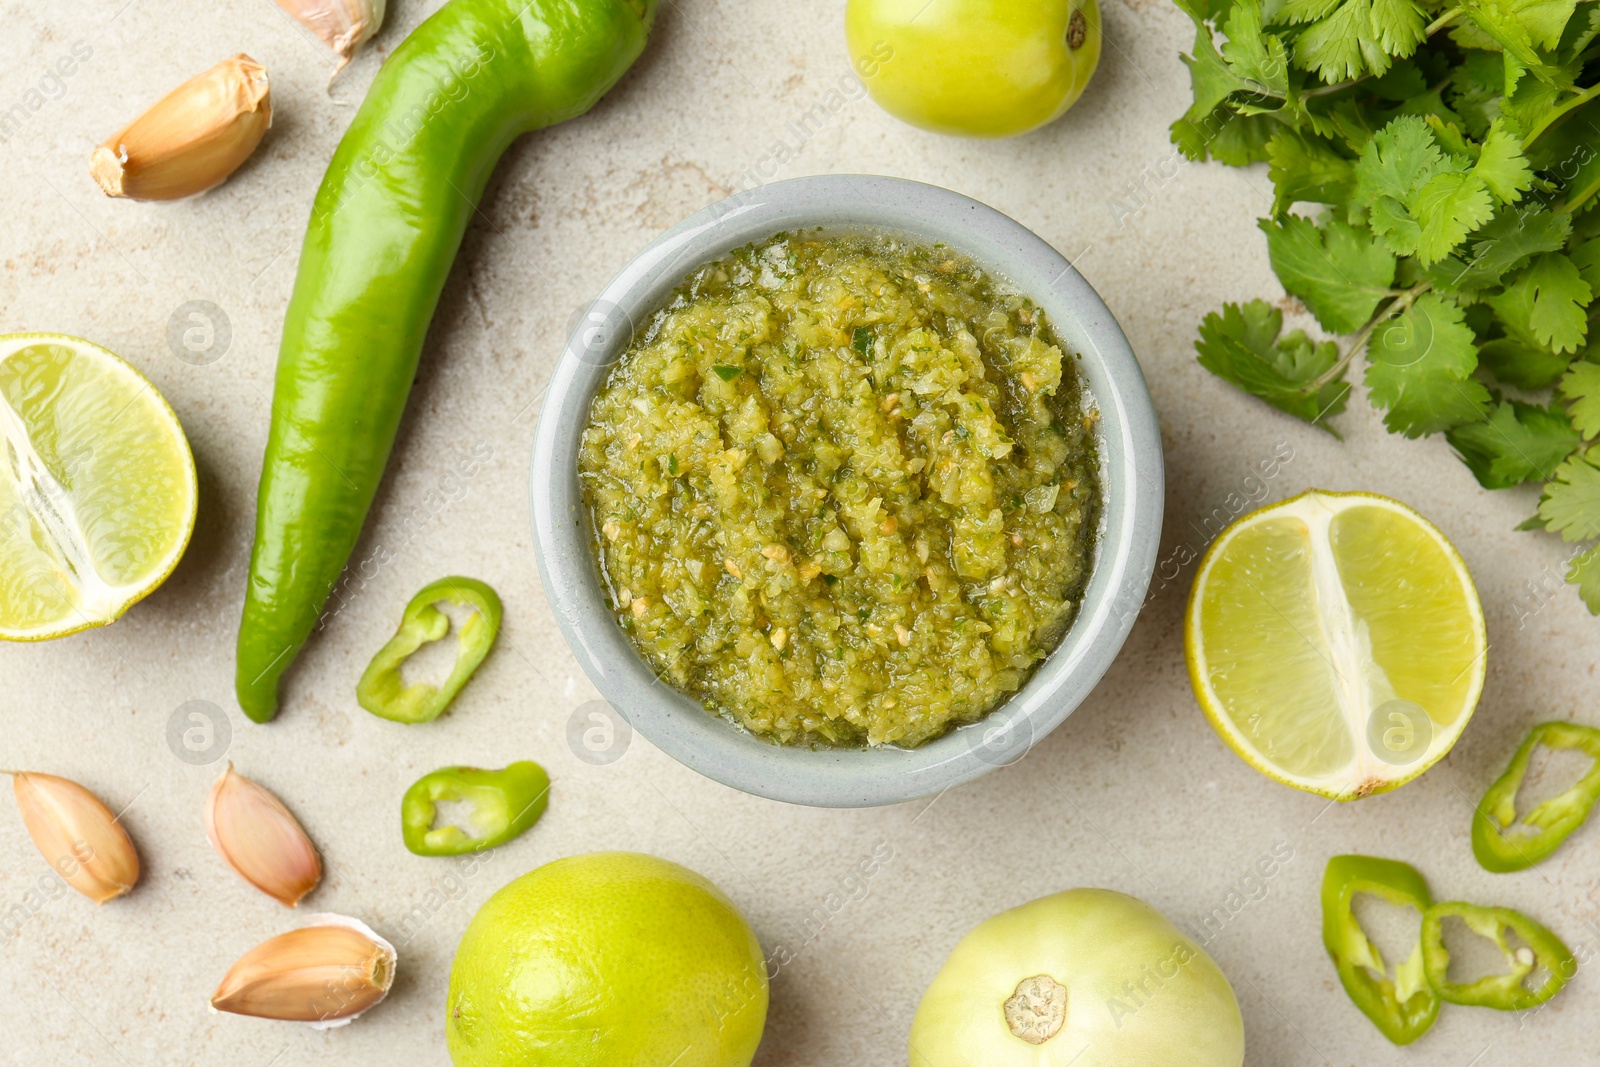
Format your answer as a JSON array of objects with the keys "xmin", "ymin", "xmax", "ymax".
[
  {"xmin": 274, "ymin": 0, "xmax": 387, "ymax": 68},
  {"xmin": 211, "ymin": 914, "xmax": 396, "ymax": 1027},
  {"xmin": 205, "ymin": 763, "xmax": 322, "ymax": 908},
  {"xmin": 10, "ymin": 772, "xmax": 140, "ymax": 904},
  {"xmin": 90, "ymin": 55, "xmax": 271, "ymax": 201}
]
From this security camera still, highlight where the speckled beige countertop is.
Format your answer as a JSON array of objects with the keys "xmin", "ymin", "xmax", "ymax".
[{"xmin": 2, "ymin": 1, "xmax": 1599, "ymax": 1064}]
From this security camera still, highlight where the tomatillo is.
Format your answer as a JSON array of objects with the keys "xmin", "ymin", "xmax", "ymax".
[
  {"xmin": 910, "ymin": 888, "xmax": 1244, "ymax": 1066},
  {"xmin": 846, "ymin": 0, "xmax": 1102, "ymax": 138}
]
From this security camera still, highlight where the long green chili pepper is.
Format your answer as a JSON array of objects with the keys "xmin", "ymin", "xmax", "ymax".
[
  {"xmin": 358, "ymin": 576, "xmax": 501, "ymax": 723},
  {"xmin": 1320, "ymin": 855, "xmax": 1439, "ymax": 1045},
  {"xmin": 1472, "ymin": 721, "xmax": 1600, "ymax": 873},
  {"xmin": 235, "ymin": 0, "xmax": 659, "ymax": 722},
  {"xmin": 1421, "ymin": 901, "xmax": 1575, "ymax": 1011},
  {"xmin": 402, "ymin": 761, "xmax": 550, "ymax": 856}
]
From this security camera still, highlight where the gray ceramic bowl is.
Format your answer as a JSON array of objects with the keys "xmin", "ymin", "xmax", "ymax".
[{"xmin": 531, "ymin": 175, "xmax": 1162, "ymax": 807}]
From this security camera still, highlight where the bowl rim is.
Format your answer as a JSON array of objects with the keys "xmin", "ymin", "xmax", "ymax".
[{"xmin": 530, "ymin": 174, "xmax": 1163, "ymax": 808}]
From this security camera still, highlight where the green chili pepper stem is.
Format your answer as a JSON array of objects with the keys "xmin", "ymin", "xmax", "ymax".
[
  {"xmin": 1421, "ymin": 901, "xmax": 1576, "ymax": 1011},
  {"xmin": 1472, "ymin": 721, "xmax": 1600, "ymax": 873},
  {"xmin": 401, "ymin": 761, "xmax": 550, "ymax": 857},
  {"xmin": 358, "ymin": 577, "xmax": 502, "ymax": 724},
  {"xmin": 234, "ymin": 0, "xmax": 659, "ymax": 722},
  {"xmin": 1320, "ymin": 855, "xmax": 1439, "ymax": 1046}
]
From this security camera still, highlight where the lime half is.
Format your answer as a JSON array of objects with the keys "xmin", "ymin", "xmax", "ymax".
[
  {"xmin": 1185, "ymin": 490, "xmax": 1486, "ymax": 800},
  {"xmin": 0, "ymin": 333, "xmax": 196, "ymax": 640}
]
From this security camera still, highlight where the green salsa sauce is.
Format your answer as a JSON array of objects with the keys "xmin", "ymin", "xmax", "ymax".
[{"xmin": 579, "ymin": 231, "xmax": 1099, "ymax": 747}]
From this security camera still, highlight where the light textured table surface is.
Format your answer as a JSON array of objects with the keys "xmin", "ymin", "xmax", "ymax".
[{"xmin": 3, "ymin": 1, "xmax": 1599, "ymax": 1064}]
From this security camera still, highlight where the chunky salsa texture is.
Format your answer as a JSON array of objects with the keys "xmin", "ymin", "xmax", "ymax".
[{"xmin": 579, "ymin": 231, "xmax": 1099, "ymax": 747}]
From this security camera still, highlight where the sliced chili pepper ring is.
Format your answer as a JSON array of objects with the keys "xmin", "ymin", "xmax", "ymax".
[
  {"xmin": 1472, "ymin": 721, "xmax": 1600, "ymax": 873},
  {"xmin": 1320, "ymin": 855, "xmax": 1439, "ymax": 1045},
  {"xmin": 358, "ymin": 577, "xmax": 502, "ymax": 724},
  {"xmin": 401, "ymin": 761, "xmax": 549, "ymax": 857},
  {"xmin": 1421, "ymin": 901, "xmax": 1575, "ymax": 1010}
]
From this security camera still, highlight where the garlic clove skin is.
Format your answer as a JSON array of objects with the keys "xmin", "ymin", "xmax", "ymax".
[
  {"xmin": 274, "ymin": 0, "xmax": 387, "ymax": 68},
  {"xmin": 90, "ymin": 55, "xmax": 271, "ymax": 201},
  {"xmin": 211, "ymin": 915, "xmax": 396, "ymax": 1027},
  {"xmin": 206, "ymin": 763, "xmax": 322, "ymax": 908},
  {"xmin": 10, "ymin": 772, "xmax": 140, "ymax": 905}
]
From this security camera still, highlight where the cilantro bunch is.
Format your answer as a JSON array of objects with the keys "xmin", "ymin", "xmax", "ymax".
[{"xmin": 1173, "ymin": 0, "xmax": 1600, "ymax": 609}]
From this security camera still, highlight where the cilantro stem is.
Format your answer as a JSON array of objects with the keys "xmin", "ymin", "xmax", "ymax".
[
  {"xmin": 1525, "ymin": 81, "xmax": 1600, "ymax": 146},
  {"xmin": 1305, "ymin": 283, "xmax": 1432, "ymax": 392},
  {"xmin": 1301, "ymin": 79, "xmax": 1361, "ymax": 99},
  {"xmin": 1423, "ymin": 8, "xmax": 1462, "ymax": 35}
]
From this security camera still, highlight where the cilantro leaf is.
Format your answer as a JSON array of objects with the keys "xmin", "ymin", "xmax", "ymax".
[
  {"xmin": 1474, "ymin": 119, "xmax": 1536, "ymax": 201},
  {"xmin": 1195, "ymin": 300, "xmax": 1350, "ymax": 426},
  {"xmin": 1277, "ymin": 0, "xmax": 1428, "ymax": 81},
  {"xmin": 1211, "ymin": 112, "xmax": 1279, "ymax": 164},
  {"xmin": 1537, "ymin": 453, "xmax": 1600, "ymax": 540},
  {"xmin": 1222, "ymin": 2, "xmax": 1291, "ymax": 93},
  {"xmin": 1430, "ymin": 204, "xmax": 1573, "ymax": 290},
  {"xmin": 1567, "ymin": 541, "xmax": 1600, "ymax": 613},
  {"xmin": 1448, "ymin": 14, "xmax": 1508, "ymax": 51},
  {"xmin": 1175, "ymin": 3, "xmax": 1253, "ymax": 124},
  {"xmin": 1559, "ymin": 361, "xmax": 1600, "ymax": 436},
  {"xmin": 1353, "ymin": 115, "xmax": 1450, "ymax": 204},
  {"xmin": 1557, "ymin": 2, "xmax": 1600, "ymax": 59},
  {"xmin": 1425, "ymin": 115, "xmax": 1476, "ymax": 157},
  {"xmin": 1411, "ymin": 171, "xmax": 1497, "ymax": 263},
  {"xmin": 1369, "ymin": 59, "xmax": 1430, "ymax": 101},
  {"xmin": 1173, "ymin": 0, "xmax": 1237, "ymax": 23},
  {"xmin": 1365, "ymin": 293, "xmax": 1491, "ymax": 435},
  {"xmin": 1461, "ymin": 0, "xmax": 1578, "ymax": 73},
  {"xmin": 1504, "ymin": 59, "xmax": 1578, "ymax": 133},
  {"xmin": 1465, "ymin": 0, "xmax": 1581, "ymax": 54},
  {"xmin": 1173, "ymin": 106, "xmax": 1279, "ymax": 164},
  {"xmin": 1352, "ymin": 117, "xmax": 1494, "ymax": 263},
  {"xmin": 1267, "ymin": 130, "xmax": 1355, "ymax": 212},
  {"xmin": 1571, "ymin": 237, "xmax": 1600, "ymax": 294},
  {"xmin": 1367, "ymin": 199, "xmax": 1426, "ymax": 256},
  {"xmin": 1301, "ymin": 94, "xmax": 1378, "ymax": 145},
  {"xmin": 1490, "ymin": 253, "xmax": 1593, "ymax": 353},
  {"xmin": 1446, "ymin": 399, "xmax": 1580, "ymax": 487},
  {"xmin": 1447, "ymin": 48, "xmax": 1509, "ymax": 138},
  {"xmin": 1260, "ymin": 214, "xmax": 1397, "ymax": 332},
  {"xmin": 1478, "ymin": 336, "xmax": 1575, "ymax": 388}
]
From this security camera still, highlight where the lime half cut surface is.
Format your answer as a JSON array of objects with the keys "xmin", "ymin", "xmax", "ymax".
[
  {"xmin": 1185, "ymin": 490, "xmax": 1486, "ymax": 800},
  {"xmin": 0, "ymin": 333, "xmax": 196, "ymax": 640}
]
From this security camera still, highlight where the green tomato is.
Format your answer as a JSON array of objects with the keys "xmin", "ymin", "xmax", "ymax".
[
  {"xmin": 910, "ymin": 889, "xmax": 1245, "ymax": 1067},
  {"xmin": 846, "ymin": 0, "xmax": 1102, "ymax": 138}
]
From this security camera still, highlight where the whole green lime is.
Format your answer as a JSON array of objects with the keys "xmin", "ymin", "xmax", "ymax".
[{"xmin": 446, "ymin": 851, "xmax": 768, "ymax": 1066}]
